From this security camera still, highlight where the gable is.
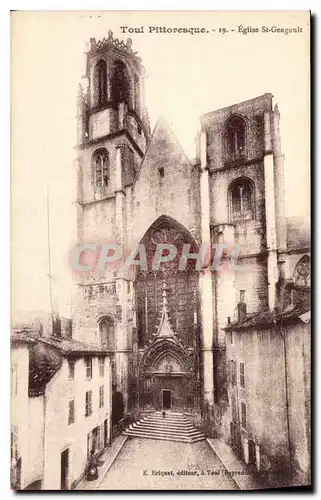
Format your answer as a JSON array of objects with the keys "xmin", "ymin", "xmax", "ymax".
[{"xmin": 129, "ymin": 117, "xmax": 201, "ymax": 246}]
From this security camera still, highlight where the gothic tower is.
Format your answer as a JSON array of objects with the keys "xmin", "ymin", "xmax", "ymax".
[
  {"xmin": 199, "ymin": 93, "xmax": 286, "ymax": 409},
  {"xmin": 74, "ymin": 32, "xmax": 151, "ymax": 413}
]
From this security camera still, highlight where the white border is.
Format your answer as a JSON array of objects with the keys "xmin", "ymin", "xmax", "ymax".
[{"xmin": 2, "ymin": 2, "xmax": 318, "ymax": 499}]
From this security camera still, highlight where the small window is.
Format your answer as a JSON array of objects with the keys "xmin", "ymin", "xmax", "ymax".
[
  {"xmin": 68, "ymin": 399, "xmax": 75, "ymax": 425},
  {"xmin": 159, "ymin": 167, "xmax": 164, "ymax": 178},
  {"xmin": 99, "ymin": 385, "xmax": 104, "ymax": 408},
  {"xmin": 240, "ymin": 362, "xmax": 245, "ymax": 388},
  {"xmin": 85, "ymin": 390, "xmax": 92, "ymax": 417},
  {"xmin": 230, "ymin": 360, "xmax": 236, "ymax": 385},
  {"xmin": 99, "ymin": 356, "xmax": 105, "ymax": 377},
  {"xmin": 85, "ymin": 357, "xmax": 92, "ymax": 379},
  {"xmin": 68, "ymin": 359, "xmax": 75, "ymax": 380},
  {"xmin": 241, "ymin": 402, "xmax": 247, "ymax": 429}
]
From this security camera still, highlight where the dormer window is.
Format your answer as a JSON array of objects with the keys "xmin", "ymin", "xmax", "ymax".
[
  {"xmin": 92, "ymin": 148, "xmax": 109, "ymax": 188},
  {"xmin": 225, "ymin": 115, "xmax": 246, "ymax": 162}
]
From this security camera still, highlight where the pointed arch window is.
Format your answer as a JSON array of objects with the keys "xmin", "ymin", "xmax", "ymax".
[
  {"xmin": 229, "ymin": 178, "xmax": 255, "ymax": 221},
  {"xmin": 94, "ymin": 59, "xmax": 107, "ymax": 107},
  {"xmin": 98, "ymin": 316, "xmax": 115, "ymax": 350},
  {"xmin": 293, "ymin": 255, "xmax": 310, "ymax": 287},
  {"xmin": 111, "ymin": 60, "xmax": 130, "ymax": 108},
  {"xmin": 225, "ymin": 115, "xmax": 246, "ymax": 162},
  {"xmin": 93, "ymin": 148, "xmax": 109, "ymax": 188}
]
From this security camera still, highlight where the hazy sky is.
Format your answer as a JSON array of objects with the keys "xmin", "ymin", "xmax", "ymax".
[{"xmin": 11, "ymin": 11, "xmax": 310, "ymax": 316}]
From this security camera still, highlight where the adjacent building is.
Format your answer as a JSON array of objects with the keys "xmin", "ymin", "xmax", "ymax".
[
  {"xmin": 11, "ymin": 327, "xmax": 113, "ymax": 490},
  {"xmin": 11, "ymin": 331, "xmax": 36, "ymax": 490},
  {"xmin": 224, "ymin": 255, "xmax": 310, "ymax": 486}
]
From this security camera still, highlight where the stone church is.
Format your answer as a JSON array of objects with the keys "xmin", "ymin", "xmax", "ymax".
[{"xmin": 73, "ymin": 31, "xmax": 310, "ymax": 455}]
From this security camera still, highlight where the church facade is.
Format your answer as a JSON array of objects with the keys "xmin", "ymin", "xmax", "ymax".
[{"xmin": 73, "ymin": 31, "xmax": 310, "ymax": 450}]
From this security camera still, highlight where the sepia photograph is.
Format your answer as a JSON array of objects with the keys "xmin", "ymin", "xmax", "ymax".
[{"xmin": 10, "ymin": 10, "xmax": 310, "ymax": 491}]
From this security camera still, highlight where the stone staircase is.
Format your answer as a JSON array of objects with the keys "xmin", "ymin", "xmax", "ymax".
[{"xmin": 123, "ymin": 411, "xmax": 206, "ymax": 443}]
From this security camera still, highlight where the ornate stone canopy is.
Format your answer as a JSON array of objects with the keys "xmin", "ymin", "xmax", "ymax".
[{"xmin": 139, "ymin": 281, "xmax": 193, "ymax": 376}]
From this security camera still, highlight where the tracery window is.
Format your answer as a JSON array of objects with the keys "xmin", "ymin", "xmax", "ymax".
[
  {"xmin": 135, "ymin": 221, "xmax": 199, "ymax": 348},
  {"xmin": 93, "ymin": 148, "xmax": 109, "ymax": 188},
  {"xmin": 99, "ymin": 316, "xmax": 115, "ymax": 350},
  {"xmin": 229, "ymin": 178, "xmax": 254, "ymax": 221},
  {"xmin": 111, "ymin": 60, "xmax": 130, "ymax": 108},
  {"xmin": 94, "ymin": 59, "xmax": 107, "ymax": 106},
  {"xmin": 225, "ymin": 115, "xmax": 246, "ymax": 161}
]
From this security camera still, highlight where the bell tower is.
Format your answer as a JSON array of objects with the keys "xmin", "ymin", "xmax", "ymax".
[
  {"xmin": 74, "ymin": 33, "xmax": 151, "ymax": 413},
  {"xmin": 76, "ymin": 31, "xmax": 151, "ymax": 210},
  {"xmin": 78, "ymin": 30, "xmax": 150, "ymax": 149}
]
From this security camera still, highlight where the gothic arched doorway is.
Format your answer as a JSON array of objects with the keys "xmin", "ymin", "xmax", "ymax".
[{"xmin": 134, "ymin": 216, "xmax": 202, "ymax": 413}]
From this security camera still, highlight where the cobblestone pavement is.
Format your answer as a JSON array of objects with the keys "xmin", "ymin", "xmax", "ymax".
[{"xmin": 97, "ymin": 438, "xmax": 239, "ymax": 490}]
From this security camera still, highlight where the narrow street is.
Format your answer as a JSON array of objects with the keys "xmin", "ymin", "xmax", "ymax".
[{"xmin": 97, "ymin": 438, "xmax": 239, "ymax": 490}]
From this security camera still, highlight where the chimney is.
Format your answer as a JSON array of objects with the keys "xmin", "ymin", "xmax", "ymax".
[{"xmin": 237, "ymin": 290, "xmax": 247, "ymax": 322}]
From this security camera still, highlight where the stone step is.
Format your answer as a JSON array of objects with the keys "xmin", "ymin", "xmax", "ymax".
[
  {"xmin": 154, "ymin": 411, "xmax": 185, "ymax": 416},
  {"xmin": 123, "ymin": 429, "xmax": 206, "ymax": 443},
  {"xmin": 131, "ymin": 423, "xmax": 202, "ymax": 437},
  {"xmin": 124, "ymin": 411, "xmax": 206, "ymax": 443},
  {"xmin": 152, "ymin": 411, "xmax": 191, "ymax": 418},
  {"xmin": 141, "ymin": 419, "xmax": 195, "ymax": 429},
  {"xmin": 144, "ymin": 416, "xmax": 193, "ymax": 424},
  {"xmin": 133, "ymin": 423, "xmax": 196, "ymax": 434}
]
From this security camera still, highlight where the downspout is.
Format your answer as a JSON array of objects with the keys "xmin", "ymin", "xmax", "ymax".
[{"xmin": 274, "ymin": 319, "xmax": 292, "ymax": 480}]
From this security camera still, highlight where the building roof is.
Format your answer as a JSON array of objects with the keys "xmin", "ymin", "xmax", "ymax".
[
  {"xmin": 224, "ymin": 303, "xmax": 310, "ymax": 331},
  {"xmin": 11, "ymin": 328, "xmax": 112, "ymax": 398},
  {"xmin": 11, "ymin": 330, "xmax": 36, "ymax": 345},
  {"xmin": 11, "ymin": 328, "xmax": 112, "ymax": 356},
  {"xmin": 35, "ymin": 335, "xmax": 112, "ymax": 357}
]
